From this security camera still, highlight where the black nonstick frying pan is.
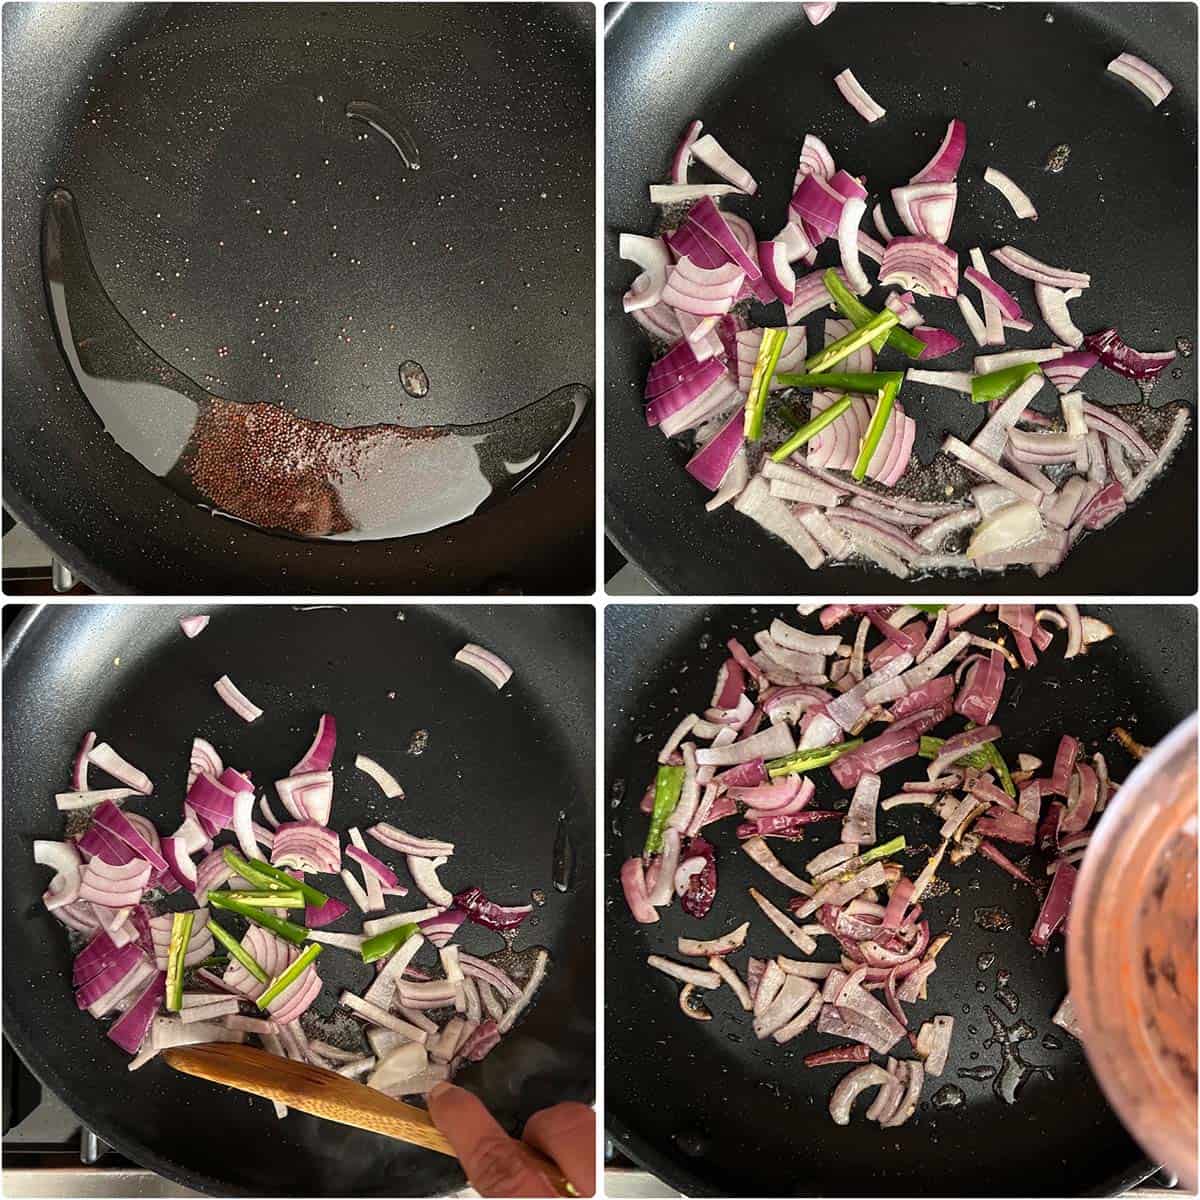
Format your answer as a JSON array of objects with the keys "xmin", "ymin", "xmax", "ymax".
[
  {"xmin": 605, "ymin": 3, "xmax": 1198, "ymax": 595},
  {"xmin": 3, "ymin": 603, "xmax": 594, "ymax": 1196},
  {"xmin": 605, "ymin": 604, "xmax": 1196, "ymax": 1196},
  {"xmin": 3, "ymin": 3, "xmax": 595, "ymax": 594}
]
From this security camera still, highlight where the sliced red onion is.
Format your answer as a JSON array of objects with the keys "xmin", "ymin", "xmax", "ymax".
[
  {"xmin": 418, "ymin": 908, "xmax": 467, "ymax": 947},
  {"xmin": 346, "ymin": 844, "xmax": 401, "ymax": 890},
  {"xmin": 686, "ymin": 406, "xmax": 746, "ymax": 492},
  {"xmin": 891, "ymin": 183, "xmax": 957, "ymax": 244},
  {"xmin": 106, "ymin": 970, "xmax": 166, "ymax": 1054},
  {"xmin": 879, "ymin": 237, "xmax": 958, "ymax": 298},
  {"xmin": 303, "ymin": 896, "xmax": 349, "ymax": 928},
  {"xmin": 842, "ymin": 773, "xmax": 880, "ymax": 845},
  {"xmin": 990, "ymin": 246, "xmax": 1089, "ymax": 290},
  {"xmin": 662, "ymin": 257, "xmax": 746, "ymax": 317},
  {"xmin": 270, "ymin": 821, "xmax": 341, "ymax": 874},
  {"xmin": 906, "ymin": 368, "xmax": 971, "ymax": 393},
  {"xmin": 927, "ymin": 725, "xmax": 1000, "ymax": 780},
  {"xmin": 453, "ymin": 642, "xmax": 513, "ymax": 690},
  {"xmin": 790, "ymin": 172, "xmax": 848, "ymax": 241},
  {"xmin": 1107, "ymin": 52, "xmax": 1172, "ymax": 107},
  {"xmin": 1043, "ymin": 350, "xmax": 1099, "ymax": 393},
  {"xmin": 367, "ymin": 823, "xmax": 454, "ymax": 858},
  {"xmin": 214, "ymin": 675, "xmax": 263, "ymax": 723},
  {"xmin": 186, "ymin": 737, "xmax": 223, "ymax": 793},
  {"xmin": 690, "ymin": 133, "xmax": 757, "ymax": 194},
  {"xmin": 159, "ymin": 837, "xmax": 197, "ymax": 892},
  {"xmin": 758, "ymin": 239, "xmax": 797, "ymax": 305},
  {"xmin": 670, "ymin": 118, "xmax": 703, "ymax": 183},
  {"xmin": 830, "ymin": 1063, "xmax": 893, "ymax": 1123},
  {"xmin": 228, "ymin": 787, "xmax": 262, "ymax": 863},
  {"xmin": 802, "ymin": 2, "xmax": 837, "ymax": 24},
  {"xmin": 837, "ymin": 195, "xmax": 871, "ymax": 294},
  {"xmin": 913, "ymin": 327, "xmax": 960, "ymax": 360},
  {"xmin": 835, "ymin": 68, "xmax": 886, "ymax": 122},
  {"xmin": 795, "ymin": 133, "xmax": 836, "ymax": 185},
  {"xmin": 983, "ymin": 166, "xmax": 1037, "ymax": 220},
  {"xmin": 79, "ymin": 856, "xmax": 151, "ymax": 909},
  {"xmin": 649, "ymin": 182, "xmax": 742, "ymax": 205},
  {"xmin": 911, "ymin": 118, "xmax": 966, "ymax": 183},
  {"xmin": 291, "ymin": 713, "xmax": 336, "ymax": 775},
  {"xmin": 35, "ymin": 840, "xmax": 83, "ymax": 910},
  {"xmin": 87, "ymin": 742, "xmax": 153, "ymax": 795},
  {"xmin": 275, "ymin": 770, "xmax": 334, "ymax": 826},
  {"xmin": 1084, "ymin": 327, "xmax": 1176, "ymax": 383},
  {"xmin": 56, "ymin": 787, "xmax": 139, "ymax": 812},
  {"xmin": 1034, "ymin": 284, "xmax": 1084, "ymax": 349},
  {"xmin": 71, "ymin": 730, "xmax": 96, "ymax": 791},
  {"xmin": 1030, "ymin": 860, "xmax": 1076, "ymax": 947},
  {"xmin": 348, "ymin": 757, "xmax": 404, "ymax": 807},
  {"xmin": 178, "ymin": 614, "xmax": 210, "ymax": 639},
  {"xmin": 620, "ymin": 234, "xmax": 671, "ymax": 313},
  {"xmin": 407, "ymin": 855, "xmax": 452, "ymax": 906},
  {"xmin": 964, "ymin": 268, "xmax": 1022, "ymax": 321},
  {"xmin": 186, "ymin": 773, "xmax": 237, "ymax": 833},
  {"xmin": 943, "ymin": 436, "xmax": 1045, "ymax": 506},
  {"xmin": 630, "ymin": 300, "xmax": 683, "ymax": 341}
]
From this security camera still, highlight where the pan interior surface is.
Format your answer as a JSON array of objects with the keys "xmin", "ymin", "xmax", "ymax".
[
  {"xmin": 3, "ymin": 604, "xmax": 594, "ymax": 1197},
  {"xmin": 604, "ymin": 2, "xmax": 1197, "ymax": 595},
  {"xmin": 3, "ymin": 2, "xmax": 595, "ymax": 591},
  {"xmin": 604, "ymin": 604, "xmax": 1195, "ymax": 1196}
]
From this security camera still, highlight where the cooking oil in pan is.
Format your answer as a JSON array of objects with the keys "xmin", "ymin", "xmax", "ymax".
[
  {"xmin": 345, "ymin": 100, "xmax": 420, "ymax": 170},
  {"xmin": 43, "ymin": 188, "xmax": 587, "ymax": 540}
]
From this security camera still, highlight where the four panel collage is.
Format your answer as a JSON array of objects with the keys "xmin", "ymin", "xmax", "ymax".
[{"xmin": 0, "ymin": 2, "xmax": 1195, "ymax": 1199}]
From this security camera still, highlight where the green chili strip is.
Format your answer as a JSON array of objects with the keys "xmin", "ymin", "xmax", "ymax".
[
  {"xmin": 165, "ymin": 910, "xmax": 195, "ymax": 1013},
  {"xmin": 256, "ymin": 943, "xmax": 323, "ymax": 1010},
  {"xmin": 970, "ymin": 361, "xmax": 1041, "ymax": 405},
  {"xmin": 805, "ymin": 310, "xmax": 899, "ymax": 375},
  {"xmin": 851, "ymin": 379, "xmax": 900, "ymax": 481},
  {"xmin": 208, "ymin": 917, "xmax": 269, "ymax": 983},
  {"xmin": 766, "ymin": 739, "xmax": 864, "ymax": 778},
  {"xmin": 911, "ymin": 604, "xmax": 947, "ymax": 614},
  {"xmin": 774, "ymin": 371, "xmax": 905, "ymax": 393},
  {"xmin": 207, "ymin": 892, "xmax": 309, "ymax": 944},
  {"xmin": 644, "ymin": 765, "xmax": 686, "ymax": 856},
  {"xmin": 222, "ymin": 847, "xmax": 329, "ymax": 908},
  {"xmin": 223, "ymin": 889, "xmax": 306, "ymax": 909},
  {"xmin": 743, "ymin": 328, "xmax": 788, "ymax": 441},
  {"xmin": 770, "ymin": 396, "xmax": 853, "ymax": 462},
  {"xmin": 982, "ymin": 741, "xmax": 1016, "ymax": 798},
  {"xmin": 918, "ymin": 735, "xmax": 993, "ymax": 771},
  {"xmin": 823, "ymin": 270, "xmax": 926, "ymax": 358},
  {"xmin": 361, "ymin": 921, "xmax": 420, "ymax": 965},
  {"xmin": 840, "ymin": 834, "xmax": 907, "ymax": 876}
]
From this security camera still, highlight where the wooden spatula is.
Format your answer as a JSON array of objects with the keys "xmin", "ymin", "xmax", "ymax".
[{"xmin": 163, "ymin": 1043, "xmax": 573, "ymax": 1194}]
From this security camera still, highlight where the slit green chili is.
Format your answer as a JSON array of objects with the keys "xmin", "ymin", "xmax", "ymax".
[
  {"xmin": 766, "ymin": 738, "xmax": 864, "ymax": 778},
  {"xmin": 774, "ymin": 371, "xmax": 905, "ymax": 393},
  {"xmin": 221, "ymin": 847, "xmax": 329, "ymax": 908},
  {"xmin": 843, "ymin": 834, "xmax": 907, "ymax": 875},
  {"xmin": 207, "ymin": 892, "xmax": 309, "ymax": 944},
  {"xmin": 983, "ymin": 742, "xmax": 1017, "ymax": 798},
  {"xmin": 823, "ymin": 270, "xmax": 926, "ymax": 358},
  {"xmin": 644, "ymin": 765, "xmax": 686, "ymax": 856},
  {"xmin": 222, "ymin": 889, "xmax": 307, "ymax": 909},
  {"xmin": 361, "ymin": 921, "xmax": 420, "ymax": 965},
  {"xmin": 851, "ymin": 379, "xmax": 900, "ymax": 481},
  {"xmin": 769, "ymin": 396, "xmax": 854, "ymax": 463},
  {"xmin": 165, "ymin": 910, "xmax": 195, "ymax": 1013},
  {"xmin": 970, "ymin": 361, "xmax": 1041, "ymax": 404},
  {"xmin": 208, "ymin": 917, "xmax": 270, "ymax": 983},
  {"xmin": 256, "ymin": 942, "xmax": 323, "ymax": 1010},
  {"xmin": 918, "ymin": 735, "xmax": 993, "ymax": 771},
  {"xmin": 743, "ymin": 327, "xmax": 788, "ymax": 441},
  {"xmin": 805, "ymin": 310, "xmax": 899, "ymax": 376}
]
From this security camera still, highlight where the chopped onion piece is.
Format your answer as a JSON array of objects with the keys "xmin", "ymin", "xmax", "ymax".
[{"xmin": 835, "ymin": 69, "xmax": 886, "ymax": 122}]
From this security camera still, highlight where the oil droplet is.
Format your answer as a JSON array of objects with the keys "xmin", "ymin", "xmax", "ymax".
[
  {"xmin": 932, "ymin": 1084, "xmax": 966, "ymax": 1109},
  {"xmin": 398, "ymin": 360, "xmax": 429, "ymax": 398},
  {"xmin": 43, "ymin": 189, "xmax": 589, "ymax": 542},
  {"xmin": 957, "ymin": 1064, "xmax": 997, "ymax": 1081},
  {"xmin": 345, "ymin": 100, "xmax": 420, "ymax": 170}
]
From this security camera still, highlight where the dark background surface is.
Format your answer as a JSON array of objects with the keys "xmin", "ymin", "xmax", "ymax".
[
  {"xmin": 604, "ymin": 603, "xmax": 1197, "ymax": 1196},
  {"xmin": 605, "ymin": 2, "xmax": 1198, "ymax": 596},
  {"xmin": 4, "ymin": 3, "xmax": 595, "ymax": 594},
  {"xmin": 3, "ymin": 603, "xmax": 595, "ymax": 1196}
]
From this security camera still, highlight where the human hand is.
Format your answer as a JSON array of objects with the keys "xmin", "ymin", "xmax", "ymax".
[{"xmin": 427, "ymin": 1082, "xmax": 594, "ymax": 1197}]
